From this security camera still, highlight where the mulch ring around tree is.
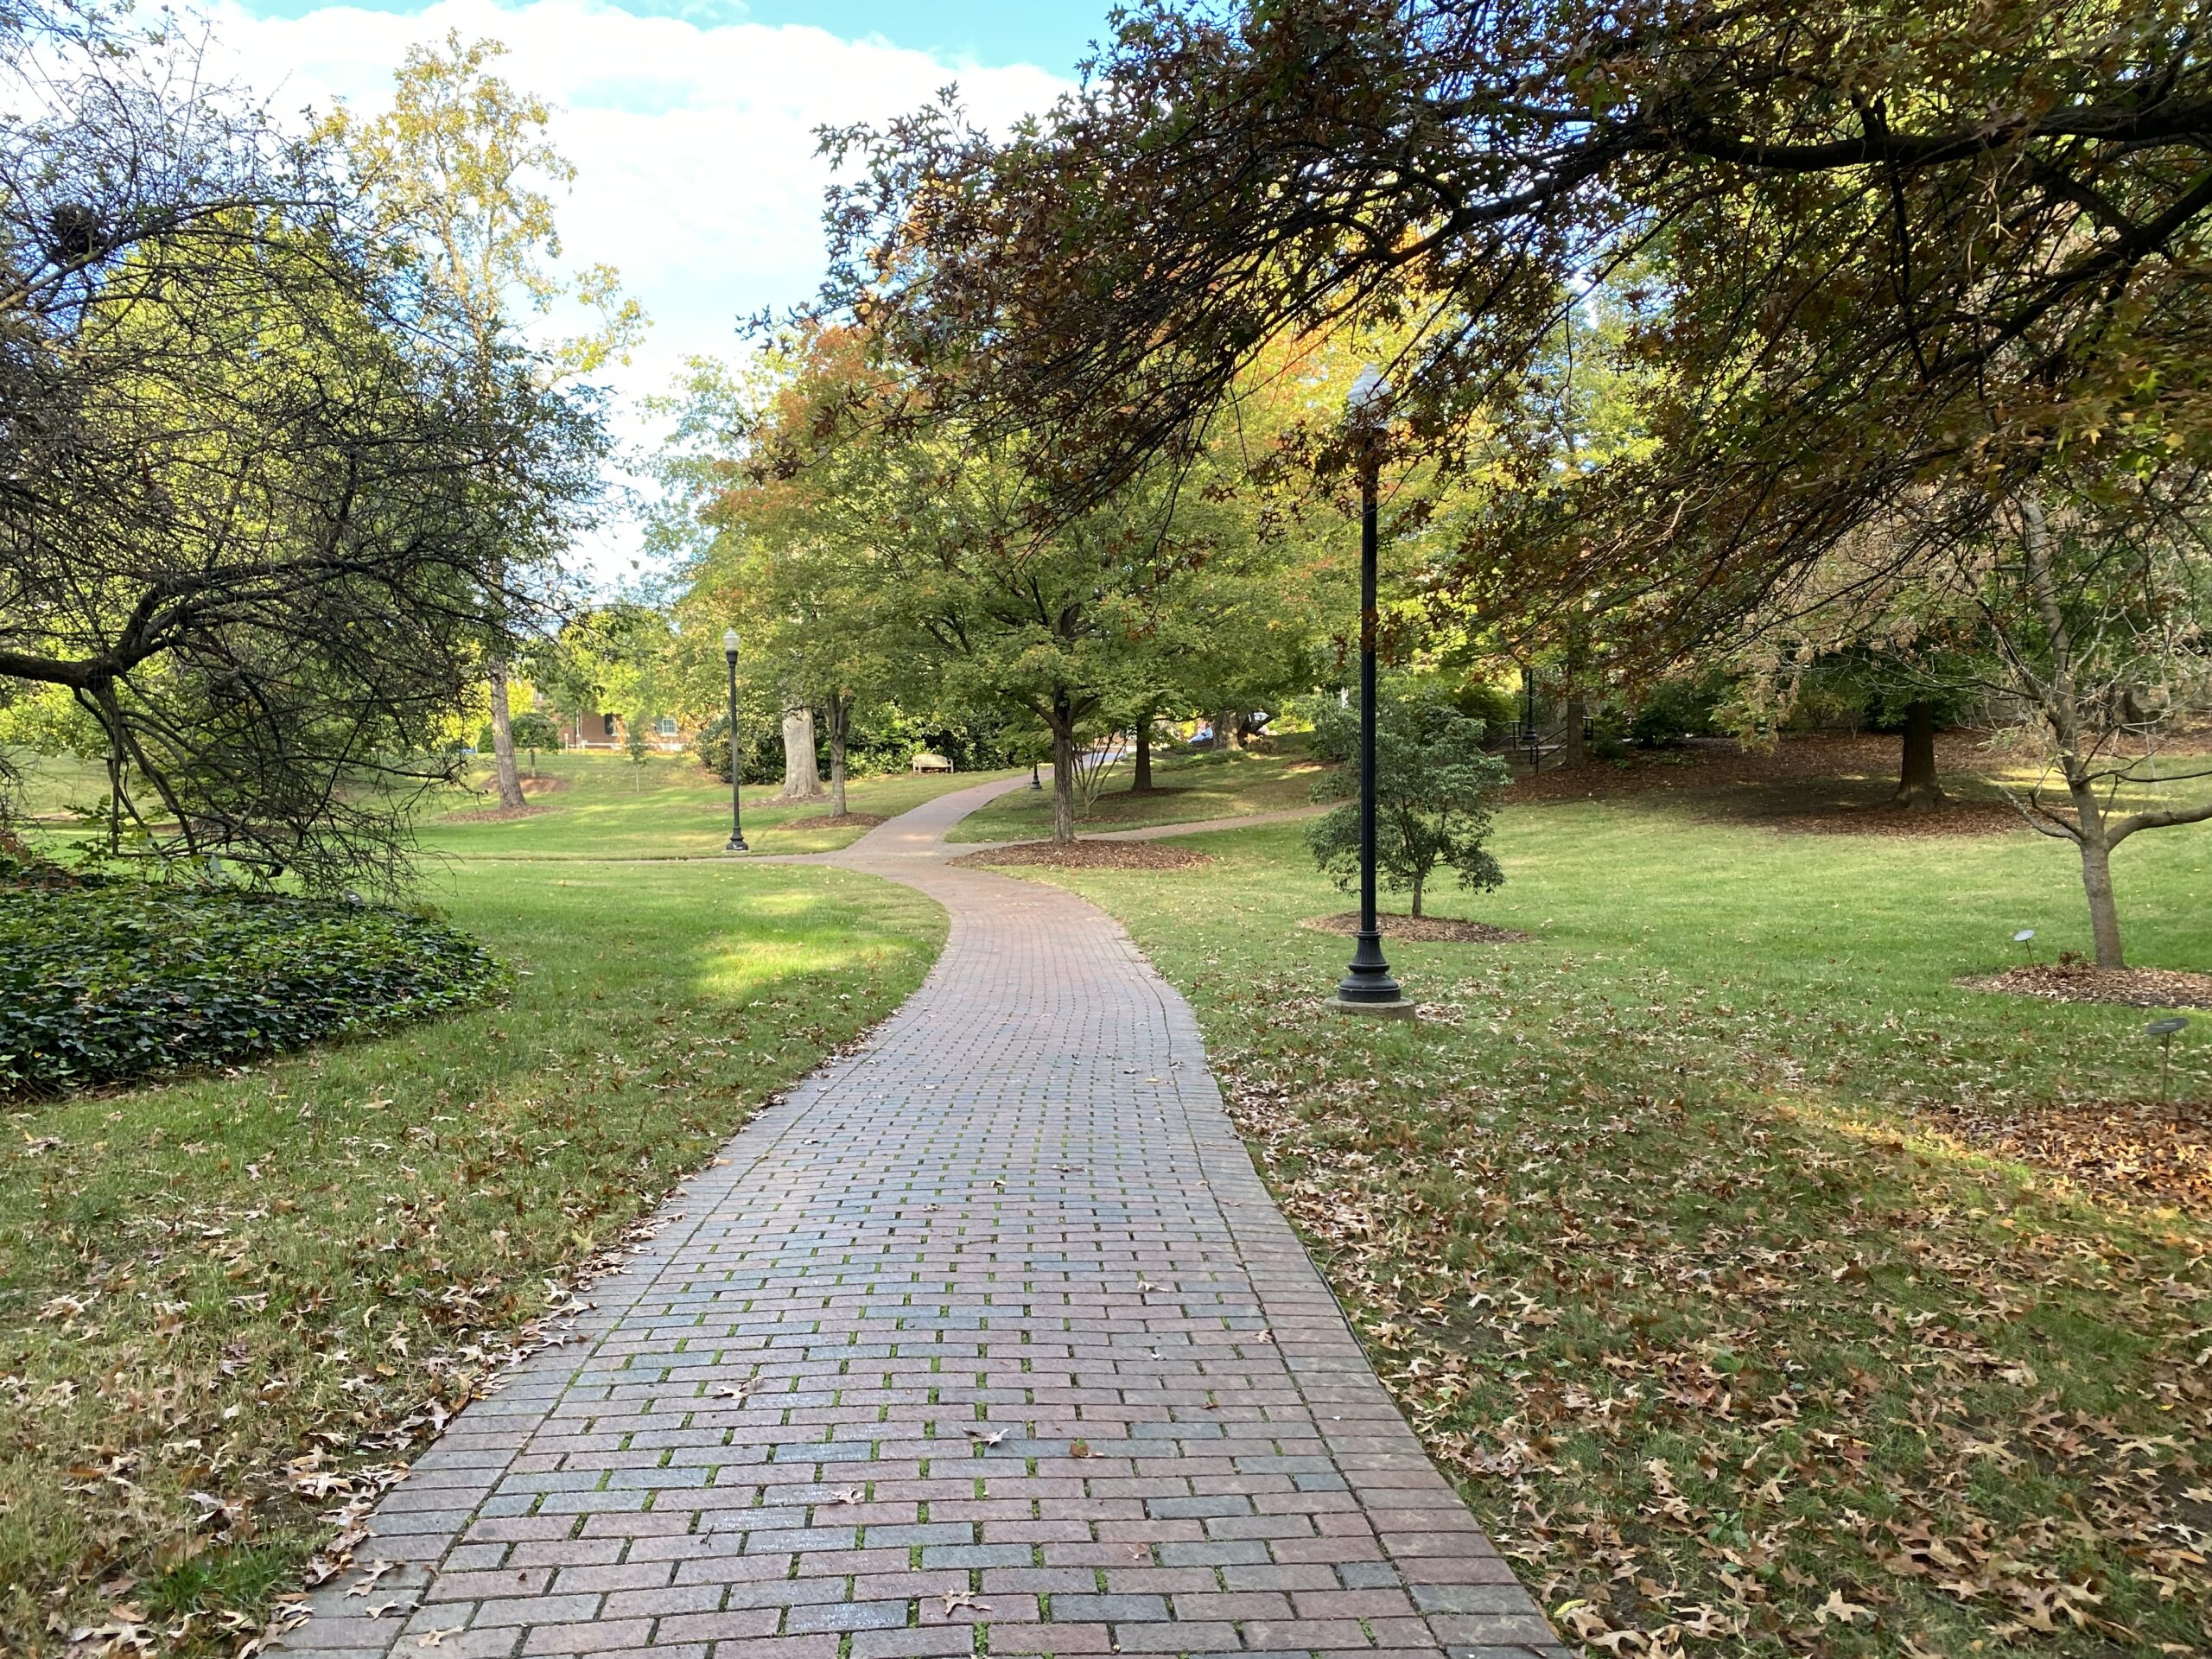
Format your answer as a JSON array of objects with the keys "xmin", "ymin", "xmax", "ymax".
[
  {"xmin": 448, "ymin": 773, "xmax": 569, "ymax": 821},
  {"xmin": 1957, "ymin": 963, "xmax": 2212, "ymax": 1009},
  {"xmin": 1909, "ymin": 1092, "xmax": 2211, "ymax": 1210},
  {"xmin": 785, "ymin": 811, "xmax": 887, "ymax": 830},
  {"xmin": 950, "ymin": 840, "xmax": 1213, "ymax": 870},
  {"xmin": 1304, "ymin": 910, "xmax": 1531, "ymax": 944},
  {"xmin": 1722, "ymin": 790, "xmax": 2026, "ymax": 838},
  {"xmin": 1510, "ymin": 731, "xmax": 2043, "ymax": 836},
  {"xmin": 446, "ymin": 803, "xmax": 556, "ymax": 823}
]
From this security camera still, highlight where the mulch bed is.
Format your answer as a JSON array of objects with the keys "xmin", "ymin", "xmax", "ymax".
[
  {"xmin": 784, "ymin": 811, "xmax": 887, "ymax": 830},
  {"xmin": 1305, "ymin": 910, "xmax": 1531, "ymax": 944},
  {"xmin": 1912, "ymin": 1092, "xmax": 2211, "ymax": 1210},
  {"xmin": 1957, "ymin": 963, "xmax": 2212, "ymax": 1009},
  {"xmin": 1507, "ymin": 732, "xmax": 1948, "ymax": 803},
  {"xmin": 448, "ymin": 773, "xmax": 568, "ymax": 821},
  {"xmin": 1727, "ymin": 791, "xmax": 2026, "ymax": 839},
  {"xmin": 1509, "ymin": 733, "xmax": 2056, "ymax": 838},
  {"xmin": 446, "ymin": 803, "xmax": 555, "ymax": 823},
  {"xmin": 950, "ymin": 840, "xmax": 1214, "ymax": 870}
]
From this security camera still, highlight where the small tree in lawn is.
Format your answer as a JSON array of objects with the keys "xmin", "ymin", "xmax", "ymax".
[
  {"xmin": 1306, "ymin": 677, "xmax": 1512, "ymax": 918},
  {"xmin": 510, "ymin": 711, "xmax": 560, "ymax": 779}
]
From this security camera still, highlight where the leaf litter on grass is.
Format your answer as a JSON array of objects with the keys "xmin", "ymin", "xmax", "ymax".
[
  {"xmin": 0, "ymin": 872, "xmax": 944, "ymax": 1656},
  {"xmin": 1205, "ymin": 958, "xmax": 2210, "ymax": 1658}
]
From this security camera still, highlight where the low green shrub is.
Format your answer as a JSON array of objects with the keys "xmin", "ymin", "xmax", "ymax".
[{"xmin": 0, "ymin": 868, "xmax": 505, "ymax": 1091}]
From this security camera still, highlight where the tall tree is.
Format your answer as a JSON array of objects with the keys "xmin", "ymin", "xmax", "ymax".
[
  {"xmin": 327, "ymin": 32, "xmax": 643, "ymax": 810},
  {"xmin": 817, "ymin": 1, "xmax": 2212, "ymax": 653},
  {"xmin": 644, "ymin": 353, "xmax": 842, "ymax": 803},
  {"xmin": 0, "ymin": 10, "xmax": 605, "ymax": 888}
]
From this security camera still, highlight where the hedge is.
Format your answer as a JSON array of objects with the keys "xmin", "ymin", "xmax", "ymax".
[{"xmin": 0, "ymin": 865, "xmax": 506, "ymax": 1091}]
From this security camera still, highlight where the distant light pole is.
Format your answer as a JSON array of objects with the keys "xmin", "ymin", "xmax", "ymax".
[
  {"xmin": 1332, "ymin": 365, "xmax": 1412, "ymax": 1017},
  {"xmin": 722, "ymin": 628, "xmax": 748, "ymax": 853}
]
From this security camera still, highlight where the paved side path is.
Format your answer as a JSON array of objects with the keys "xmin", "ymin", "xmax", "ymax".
[{"xmin": 281, "ymin": 778, "xmax": 1566, "ymax": 1659}]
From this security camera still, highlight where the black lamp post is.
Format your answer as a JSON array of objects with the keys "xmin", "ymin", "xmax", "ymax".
[
  {"xmin": 1332, "ymin": 365, "xmax": 1412, "ymax": 1017},
  {"xmin": 722, "ymin": 627, "xmax": 748, "ymax": 853}
]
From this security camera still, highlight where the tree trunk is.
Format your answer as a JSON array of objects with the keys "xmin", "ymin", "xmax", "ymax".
[
  {"xmin": 1131, "ymin": 708, "xmax": 1154, "ymax": 791},
  {"xmin": 825, "ymin": 694, "xmax": 849, "ymax": 817},
  {"xmin": 1214, "ymin": 709, "xmax": 1238, "ymax": 751},
  {"xmin": 1409, "ymin": 869, "xmax": 1425, "ymax": 918},
  {"xmin": 1560, "ymin": 692, "xmax": 1586, "ymax": 768},
  {"xmin": 486, "ymin": 659, "xmax": 526, "ymax": 809},
  {"xmin": 1051, "ymin": 719, "xmax": 1077, "ymax": 842},
  {"xmin": 2070, "ymin": 788, "xmax": 2126, "ymax": 968},
  {"xmin": 1894, "ymin": 701, "xmax": 1945, "ymax": 809},
  {"xmin": 2016, "ymin": 492, "xmax": 2126, "ymax": 969},
  {"xmin": 777, "ymin": 704, "xmax": 824, "ymax": 800}
]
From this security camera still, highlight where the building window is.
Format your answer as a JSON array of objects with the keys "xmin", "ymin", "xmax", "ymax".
[
  {"xmin": 655, "ymin": 716, "xmax": 677, "ymax": 737},
  {"xmin": 601, "ymin": 713, "xmax": 617, "ymax": 738}
]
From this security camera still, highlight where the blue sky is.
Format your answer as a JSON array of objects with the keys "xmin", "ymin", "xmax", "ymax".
[
  {"xmin": 232, "ymin": 0, "xmax": 1112, "ymax": 73},
  {"xmin": 205, "ymin": 0, "xmax": 1106, "ymax": 578}
]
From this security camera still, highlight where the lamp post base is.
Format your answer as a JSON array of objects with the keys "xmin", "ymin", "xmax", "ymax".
[
  {"xmin": 725, "ymin": 835, "xmax": 749, "ymax": 853},
  {"xmin": 1327, "ymin": 993, "xmax": 1417, "ymax": 1019}
]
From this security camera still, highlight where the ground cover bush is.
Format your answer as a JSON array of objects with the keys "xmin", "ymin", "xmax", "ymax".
[
  {"xmin": 0, "ymin": 867, "xmax": 504, "ymax": 1091},
  {"xmin": 1009, "ymin": 787, "xmax": 2212, "ymax": 1658},
  {"xmin": 0, "ymin": 854, "xmax": 944, "ymax": 1654}
]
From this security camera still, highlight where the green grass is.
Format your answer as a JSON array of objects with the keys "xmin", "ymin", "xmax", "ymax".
[
  {"xmin": 943, "ymin": 736, "xmax": 1328, "ymax": 842},
  {"xmin": 418, "ymin": 749, "xmax": 1015, "ymax": 860},
  {"xmin": 3, "ymin": 746, "xmax": 1008, "ymax": 863},
  {"xmin": 2, "ymin": 748, "xmax": 111, "ymax": 824},
  {"xmin": 982, "ymin": 796, "xmax": 2212, "ymax": 1657},
  {"xmin": 0, "ymin": 855, "xmax": 944, "ymax": 1652}
]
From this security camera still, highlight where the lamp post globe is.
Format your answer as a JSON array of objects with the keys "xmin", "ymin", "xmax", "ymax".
[
  {"xmin": 722, "ymin": 628, "xmax": 747, "ymax": 853},
  {"xmin": 1331, "ymin": 365, "xmax": 1411, "ymax": 1017}
]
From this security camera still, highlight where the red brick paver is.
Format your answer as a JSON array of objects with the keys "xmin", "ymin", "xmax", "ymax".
[{"xmin": 278, "ymin": 778, "xmax": 1567, "ymax": 1659}]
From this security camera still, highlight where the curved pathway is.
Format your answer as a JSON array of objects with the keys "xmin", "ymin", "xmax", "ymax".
[{"xmin": 280, "ymin": 777, "xmax": 1565, "ymax": 1659}]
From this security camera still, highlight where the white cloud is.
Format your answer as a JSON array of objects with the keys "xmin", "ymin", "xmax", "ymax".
[{"xmin": 202, "ymin": 0, "xmax": 1071, "ymax": 582}]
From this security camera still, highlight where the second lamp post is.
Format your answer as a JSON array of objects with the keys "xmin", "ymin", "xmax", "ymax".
[{"xmin": 1331, "ymin": 365, "xmax": 1412, "ymax": 1017}]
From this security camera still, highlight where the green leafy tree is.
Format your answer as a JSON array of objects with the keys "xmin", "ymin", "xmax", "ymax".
[
  {"xmin": 327, "ymin": 33, "xmax": 645, "ymax": 811},
  {"xmin": 509, "ymin": 709, "xmax": 560, "ymax": 776},
  {"xmin": 1, "ymin": 11, "xmax": 606, "ymax": 889},
  {"xmin": 1306, "ymin": 677, "xmax": 1511, "ymax": 918}
]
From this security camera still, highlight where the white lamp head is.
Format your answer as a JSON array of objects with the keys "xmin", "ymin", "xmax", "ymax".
[
  {"xmin": 721, "ymin": 627, "xmax": 741, "ymax": 658},
  {"xmin": 1346, "ymin": 363, "xmax": 1392, "ymax": 421}
]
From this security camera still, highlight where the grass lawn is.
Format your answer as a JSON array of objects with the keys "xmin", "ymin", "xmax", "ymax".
[
  {"xmin": 0, "ymin": 856, "xmax": 944, "ymax": 1653},
  {"xmin": 977, "ymin": 795, "xmax": 2212, "ymax": 1657},
  {"xmin": 419, "ymin": 750, "xmax": 1014, "ymax": 861},
  {"xmin": 3, "ymin": 748, "xmax": 111, "ymax": 825},
  {"xmin": 3, "ymin": 746, "xmax": 1010, "ymax": 862},
  {"xmin": 943, "ymin": 735, "xmax": 1328, "ymax": 842}
]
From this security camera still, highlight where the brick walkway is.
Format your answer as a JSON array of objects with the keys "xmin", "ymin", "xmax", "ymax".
[{"xmin": 279, "ymin": 778, "xmax": 1566, "ymax": 1659}]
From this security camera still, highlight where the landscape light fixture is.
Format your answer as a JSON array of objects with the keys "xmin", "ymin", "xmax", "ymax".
[
  {"xmin": 722, "ymin": 627, "xmax": 748, "ymax": 853},
  {"xmin": 1331, "ymin": 363, "xmax": 1412, "ymax": 1018},
  {"xmin": 2013, "ymin": 927, "xmax": 2036, "ymax": 963},
  {"xmin": 2145, "ymin": 1014, "xmax": 2190, "ymax": 1104}
]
